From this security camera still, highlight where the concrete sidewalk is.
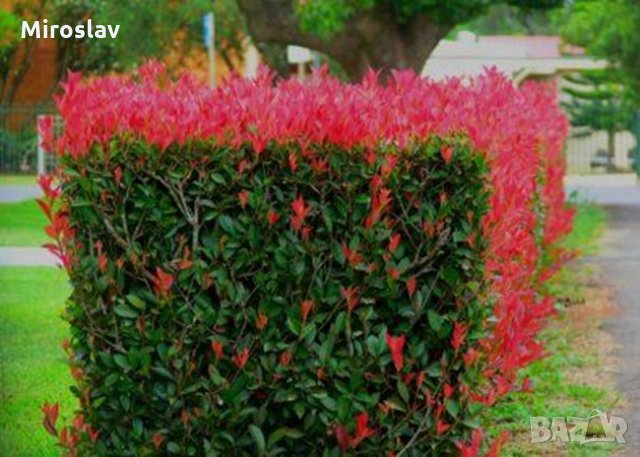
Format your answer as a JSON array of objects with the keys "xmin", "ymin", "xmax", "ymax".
[
  {"xmin": 565, "ymin": 174, "xmax": 640, "ymax": 205},
  {"xmin": 0, "ymin": 247, "xmax": 58, "ymax": 267},
  {"xmin": 0, "ymin": 184, "xmax": 41, "ymax": 203},
  {"xmin": 596, "ymin": 205, "xmax": 640, "ymax": 454}
]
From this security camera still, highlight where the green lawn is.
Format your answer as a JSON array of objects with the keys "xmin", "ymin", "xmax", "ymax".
[
  {"xmin": 564, "ymin": 202, "xmax": 607, "ymax": 255},
  {"xmin": 0, "ymin": 267, "xmax": 74, "ymax": 457},
  {"xmin": 0, "ymin": 199, "xmax": 48, "ymax": 246},
  {"xmin": 0, "ymin": 175, "xmax": 38, "ymax": 185}
]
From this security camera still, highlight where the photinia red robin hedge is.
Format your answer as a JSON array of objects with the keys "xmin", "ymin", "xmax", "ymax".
[{"xmin": 38, "ymin": 63, "xmax": 572, "ymax": 456}]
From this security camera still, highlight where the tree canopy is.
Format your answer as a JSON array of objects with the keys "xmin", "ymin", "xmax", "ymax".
[
  {"xmin": 54, "ymin": 0, "xmax": 246, "ymax": 74},
  {"xmin": 239, "ymin": 0, "xmax": 564, "ymax": 80},
  {"xmin": 4, "ymin": 0, "xmax": 571, "ymax": 97},
  {"xmin": 0, "ymin": 9, "xmax": 20, "ymax": 98},
  {"xmin": 562, "ymin": 0, "xmax": 640, "ymax": 104}
]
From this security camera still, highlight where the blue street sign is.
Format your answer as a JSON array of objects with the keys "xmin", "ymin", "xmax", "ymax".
[{"xmin": 202, "ymin": 13, "xmax": 213, "ymax": 49}]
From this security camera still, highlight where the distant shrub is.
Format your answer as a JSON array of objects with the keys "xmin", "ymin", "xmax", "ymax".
[{"xmin": 39, "ymin": 64, "xmax": 572, "ymax": 456}]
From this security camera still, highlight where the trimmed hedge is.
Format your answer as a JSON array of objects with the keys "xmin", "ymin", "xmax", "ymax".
[{"xmin": 39, "ymin": 65, "xmax": 572, "ymax": 456}]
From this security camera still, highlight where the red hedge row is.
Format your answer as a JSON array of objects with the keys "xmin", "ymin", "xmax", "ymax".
[{"xmin": 39, "ymin": 64, "xmax": 573, "ymax": 456}]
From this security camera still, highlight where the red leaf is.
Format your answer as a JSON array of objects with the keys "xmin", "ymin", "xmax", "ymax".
[
  {"xmin": 452, "ymin": 322, "xmax": 469, "ymax": 351},
  {"xmin": 267, "ymin": 209, "xmax": 280, "ymax": 226},
  {"xmin": 440, "ymin": 146, "xmax": 453, "ymax": 164},
  {"xmin": 340, "ymin": 286, "xmax": 359, "ymax": 313},
  {"xmin": 279, "ymin": 351, "xmax": 292, "ymax": 367},
  {"xmin": 114, "ymin": 167, "xmax": 123, "ymax": 186},
  {"xmin": 290, "ymin": 195, "xmax": 310, "ymax": 232},
  {"xmin": 387, "ymin": 233, "xmax": 401, "ymax": 253},
  {"xmin": 238, "ymin": 190, "xmax": 249, "ymax": 208},
  {"xmin": 152, "ymin": 432, "xmax": 165, "ymax": 450},
  {"xmin": 211, "ymin": 340, "xmax": 224, "ymax": 360},
  {"xmin": 352, "ymin": 412, "xmax": 375, "ymax": 447},
  {"xmin": 334, "ymin": 425, "xmax": 352, "ymax": 451},
  {"xmin": 385, "ymin": 333, "xmax": 406, "ymax": 373},
  {"xmin": 406, "ymin": 276, "xmax": 417, "ymax": 297},
  {"xmin": 300, "ymin": 300, "xmax": 314, "ymax": 323},
  {"xmin": 151, "ymin": 267, "xmax": 174, "ymax": 297},
  {"xmin": 41, "ymin": 402, "xmax": 59, "ymax": 437},
  {"xmin": 256, "ymin": 312, "xmax": 268, "ymax": 331},
  {"xmin": 232, "ymin": 348, "xmax": 250, "ymax": 369},
  {"xmin": 35, "ymin": 198, "xmax": 52, "ymax": 221}
]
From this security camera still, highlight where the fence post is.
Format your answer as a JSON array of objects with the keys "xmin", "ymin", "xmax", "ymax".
[{"xmin": 37, "ymin": 114, "xmax": 45, "ymax": 176}]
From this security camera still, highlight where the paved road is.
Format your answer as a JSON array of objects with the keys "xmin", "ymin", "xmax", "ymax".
[{"xmin": 594, "ymin": 205, "xmax": 640, "ymax": 454}]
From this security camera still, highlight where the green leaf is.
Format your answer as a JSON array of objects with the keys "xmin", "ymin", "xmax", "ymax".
[
  {"xmin": 249, "ymin": 424, "xmax": 266, "ymax": 455},
  {"xmin": 366, "ymin": 335, "xmax": 379, "ymax": 357},
  {"xmin": 313, "ymin": 393, "xmax": 337, "ymax": 412},
  {"xmin": 132, "ymin": 418, "xmax": 143, "ymax": 437},
  {"xmin": 126, "ymin": 294, "xmax": 145, "ymax": 310},
  {"xmin": 427, "ymin": 310, "xmax": 443, "ymax": 331},
  {"xmin": 445, "ymin": 399, "xmax": 459, "ymax": 417},
  {"xmin": 319, "ymin": 337, "xmax": 334, "ymax": 362},
  {"xmin": 114, "ymin": 304, "xmax": 138, "ymax": 319},
  {"xmin": 286, "ymin": 317, "xmax": 301, "ymax": 336},
  {"xmin": 397, "ymin": 379, "xmax": 410, "ymax": 404},
  {"xmin": 267, "ymin": 427, "xmax": 304, "ymax": 449},
  {"xmin": 167, "ymin": 442, "xmax": 181, "ymax": 454},
  {"xmin": 113, "ymin": 353, "xmax": 129, "ymax": 370},
  {"xmin": 219, "ymin": 215, "xmax": 236, "ymax": 234},
  {"xmin": 152, "ymin": 366, "xmax": 174, "ymax": 380},
  {"xmin": 210, "ymin": 173, "xmax": 226, "ymax": 185}
]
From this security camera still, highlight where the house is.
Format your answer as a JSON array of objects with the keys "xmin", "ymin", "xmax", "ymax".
[
  {"xmin": 422, "ymin": 32, "xmax": 606, "ymax": 84},
  {"xmin": 422, "ymin": 33, "xmax": 637, "ymax": 174}
]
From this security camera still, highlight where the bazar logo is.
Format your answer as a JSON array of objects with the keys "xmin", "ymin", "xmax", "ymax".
[{"xmin": 530, "ymin": 410, "xmax": 627, "ymax": 445}]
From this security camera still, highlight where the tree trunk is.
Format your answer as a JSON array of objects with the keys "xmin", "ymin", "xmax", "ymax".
[
  {"xmin": 236, "ymin": 0, "xmax": 452, "ymax": 82},
  {"xmin": 3, "ymin": 0, "xmax": 47, "ymax": 106},
  {"xmin": 254, "ymin": 42, "xmax": 290, "ymax": 79}
]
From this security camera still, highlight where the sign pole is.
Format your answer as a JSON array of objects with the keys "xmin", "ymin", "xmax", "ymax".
[
  {"xmin": 203, "ymin": 12, "xmax": 216, "ymax": 87},
  {"xmin": 37, "ymin": 115, "xmax": 45, "ymax": 176}
]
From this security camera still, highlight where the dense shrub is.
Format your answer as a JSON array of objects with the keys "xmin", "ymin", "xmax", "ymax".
[{"xmin": 39, "ymin": 64, "xmax": 572, "ymax": 456}]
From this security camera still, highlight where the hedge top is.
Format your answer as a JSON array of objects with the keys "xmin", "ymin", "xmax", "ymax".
[{"xmin": 42, "ymin": 63, "xmax": 567, "ymax": 163}]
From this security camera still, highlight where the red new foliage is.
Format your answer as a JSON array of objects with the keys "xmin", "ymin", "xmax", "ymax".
[
  {"xmin": 385, "ymin": 333, "xmax": 406, "ymax": 373},
  {"xmin": 43, "ymin": 63, "xmax": 573, "ymax": 454}
]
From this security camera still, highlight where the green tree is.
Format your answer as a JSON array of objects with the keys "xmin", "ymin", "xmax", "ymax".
[
  {"xmin": 0, "ymin": 9, "xmax": 20, "ymax": 101},
  {"xmin": 2, "ymin": 0, "xmax": 248, "ymax": 101},
  {"xmin": 53, "ymin": 0, "xmax": 247, "ymax": 75},
  {"xmin": 2, "ymin": 0, "xmax": 49, "ymax": 107},
  {"xmin": 563, "ymin": 69, "xmax": 635, "ymax": 169},
  {"xmin": 50, "ymin": 0, "xmax": 119, "ymax": 83},
  {"xmin": 562, "ymin": 0, "xmax": 640, "ymax": 104},
  {"xmin": 462, "ymin": 2, "xmax": 565, "ymax": 35},
  {"xmin": 237, "ymin": 0, "xmax": 564, "ymax": 81}
]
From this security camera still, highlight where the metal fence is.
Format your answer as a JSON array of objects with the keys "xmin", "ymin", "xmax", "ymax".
[
  {"xmin": 0, "ymin": 104, "xmax": 56, "ymax": 175},
  {"xmin": 565, "ymin": 111, "xmax": 640, "ymax": 176},
  {"xmin": 2, "ymin": 104, "xmax": 638, "ymax": 177}
]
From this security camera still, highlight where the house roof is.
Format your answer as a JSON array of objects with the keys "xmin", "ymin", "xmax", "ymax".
[{"xmin": 422, "ymin": 33, "xmax": 605, "ymax": 81}]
